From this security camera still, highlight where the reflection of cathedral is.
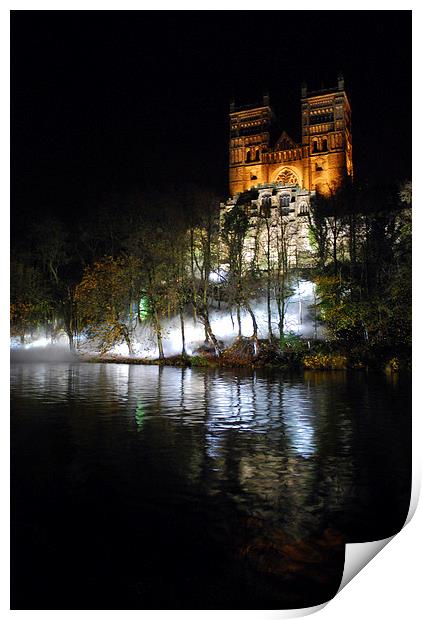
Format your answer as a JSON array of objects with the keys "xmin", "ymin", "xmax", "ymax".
[{"xmin": 220, "ymin": 75, "xmax": 353, "ymax": 266}]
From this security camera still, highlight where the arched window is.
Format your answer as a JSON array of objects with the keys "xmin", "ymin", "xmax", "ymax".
[
  {"xmin": 280, "ymin": 193, "xmax": 290, "ymax": 208},
  {"xmin": 246, "ymin": 150, "xmax": 251, "ymax": 163},
  {"xmin": 255, "ymin": 149, "xmax": 260, "ymax": 161},
  {"xmin": 312, "ymin": 140, "xmax": 318, "ymax": 153},
  {"xmin": 260, "ymin": 194, "xmax": 272, "ymax": 217},
  {"xmin": 322, "ymin": 139, "xmax": 328, "ymax": 151},
  {"xmin": 299, "ymin": 202, "xmax": 309, "ymax": 215},
  {"xmin": 274, "ymin": 168, "xmax": 299, "ymax": 185}
]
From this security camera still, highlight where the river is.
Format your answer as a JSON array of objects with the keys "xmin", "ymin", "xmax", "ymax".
[{"xmin": 11, "ymin": 363, "xmax": 411, "ymax": 609}]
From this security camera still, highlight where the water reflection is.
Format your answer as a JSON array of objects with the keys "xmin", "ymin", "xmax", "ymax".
[
  {"xmin": 11, "ymin": 363, "xmax": 410, "ymax": 533},
  {"xmin": 11, "ymin": 363, "xmax": 411, "ymax": 608}
]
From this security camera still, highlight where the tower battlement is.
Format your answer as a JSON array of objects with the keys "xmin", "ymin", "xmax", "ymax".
[{"xmin": 229, "ymin": 77, "xmax": 352, "ymax": 197}]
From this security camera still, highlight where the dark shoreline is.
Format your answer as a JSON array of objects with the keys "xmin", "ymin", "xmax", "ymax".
[
  {"xmin": 80, "ymin": 353, "xmax": 407, "ymax": 374},
  {"xmin": 10, "ymin": 345, "xmax": 410, "ymax": 373}
]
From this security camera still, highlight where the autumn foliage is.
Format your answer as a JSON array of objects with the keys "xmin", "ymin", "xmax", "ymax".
[{"xmin": 75, "ymin": 256, "xmax": 141, "ymax": 354}]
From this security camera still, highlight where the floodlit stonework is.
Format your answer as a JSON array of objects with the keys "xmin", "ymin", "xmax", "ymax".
[
  {"xmin": 228, "ymin": 75, "xmax": 352, "ymax": 197},
  {"xmin": 220, "ymin": 76, "xmax": 353, "ymax": 267}
]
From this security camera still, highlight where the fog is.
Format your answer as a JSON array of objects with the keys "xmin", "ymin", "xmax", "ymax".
[
  {"xmin": 11, "ymin": 280, "xmax": 322, "ymax": 360},
  {"xmin": 10, "ymin": 334, "xmax": 79, "ymax": 363}
]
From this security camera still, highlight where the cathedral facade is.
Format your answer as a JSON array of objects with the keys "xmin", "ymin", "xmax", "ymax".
[
  {"xmin": 220, "ymin": 76, "xmax": 353, "ymax": 267},
  {"xmin": 228, "ymin": 74, "xmax": 353, "ymax": 197}
]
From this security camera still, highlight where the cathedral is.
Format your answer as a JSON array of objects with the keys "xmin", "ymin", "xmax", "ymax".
[
  {"xmin": 228, "ymin": 74, "xmax": 352, "ymax": 196},
  {"xmin": 220, "ymin": 75, "xmax": 353, "ymax": 266}
]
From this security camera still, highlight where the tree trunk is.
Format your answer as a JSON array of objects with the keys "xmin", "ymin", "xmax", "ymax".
[
  {"xmin": 275, "ymin": 262, "xmax": 291, "ymax": 350},
  {"xmin": 190, "ymin": 228, "xmax": 197, "ymax": 324},
  {"xmin": 67, "ymin": 330, "xmax": 74, "ymax": 351},
  {"xmin": 236, "ymin": 304, "xmax": 242, "ymax": 338},
  {"xmin": 244, "ymin": 300, "xmax": 259, "ymax": 355},
  {"xmin": 153, "ymin": 308, "xmax": 164, "ymax": 360},
  {"xmin": 267, "ymin": 278, "xmax": 273, "ymax": 341},
  {"xmin": 64, "ymin": 287, "xmax": 76, "ymax": 351},
  {"xmin": 179, "ymin": 305, "xmax": 186, "ymax": 357},
  {"xmin": 122, "ymin": 327, "xmax": 133, "ymax": 356},
  {"xmin": 198, "ymin": 308, "xmax": 222, "ymax": 356},
  {"xmin": 230, "ymin": 309, "xmax": 235, "ymax": 331},
  {"xmin": 202, "ymin": 277, "xmax": 209, "ymax": 342},
  {"xmin": 276, "ymin": 293, "xmax": 286, "ymax": 349},
  {"xmin": 266, "ymin": 225, "xmax": 273, "ymax": 340},
  {"xmin": 332, "ymin": 217, "xmax": 338, "ymax": 276},
  {"xmin": 64, "ymin": 314, "xmax": 74, "ymax": 351}
]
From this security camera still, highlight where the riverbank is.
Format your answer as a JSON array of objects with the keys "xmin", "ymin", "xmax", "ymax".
[{"xmin": 81, "ymin": 338, "xmax": 410, "ymax": 373}]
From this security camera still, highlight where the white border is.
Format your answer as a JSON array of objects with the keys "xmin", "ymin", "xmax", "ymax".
[{"xmin": 3, "ymin": 4, "xmax": 419, "ymax": 618}]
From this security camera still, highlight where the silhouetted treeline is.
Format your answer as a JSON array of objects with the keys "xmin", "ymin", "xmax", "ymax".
[
  {"xmin": 307, "ymin": 181, "xmax": 411, "ymax": 368},
  {"xmin": 11, "ymin": 181, "xmax": 411, "ymax": 369}
]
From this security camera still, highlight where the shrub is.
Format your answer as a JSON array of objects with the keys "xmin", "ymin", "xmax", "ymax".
[
  {"xmin": 303, "ymin": 353, "xmax": 347, "ymax": 370},
  {"xmin": 386, "ymin": 357, "xmax": 400, "ymax": 372},
  {"xmin": 189, "ymin": 355, "xmax": 211, "ymax": 367}
]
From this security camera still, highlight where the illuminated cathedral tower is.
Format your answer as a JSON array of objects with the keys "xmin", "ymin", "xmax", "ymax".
[{"xmin": 229, "ymin": 75, "xmax": 353, "ymax": 196}]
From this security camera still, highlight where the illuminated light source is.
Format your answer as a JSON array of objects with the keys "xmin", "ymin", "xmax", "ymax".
[
  {"xmin": 24, "ymin": 337, "xmax": 50, "ymax": 349},
  {"xmin": 11, "ymin": 281, "xmax": 319, "ymax": 358},
  {"xmin": 139, "ymin": 296, "xmax": 149, "ymax": 320}
]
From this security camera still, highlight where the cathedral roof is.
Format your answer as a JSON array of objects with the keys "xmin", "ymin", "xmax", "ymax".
[{"xmin": 274, "ymin": 131, "xmax": 298, "ymax": 151}]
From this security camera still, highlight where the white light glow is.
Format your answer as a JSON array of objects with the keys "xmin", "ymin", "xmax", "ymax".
[{"xmin": 11, "ymin": 279, "xmax": 320, "ymax": 359}]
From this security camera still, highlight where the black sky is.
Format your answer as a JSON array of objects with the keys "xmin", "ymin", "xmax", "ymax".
[{"xmin": 11, "ymin": 11, "xmax": 412, "ymax": 228}]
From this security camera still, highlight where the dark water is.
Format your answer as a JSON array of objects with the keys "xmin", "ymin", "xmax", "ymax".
[{"xmin": 11, "ymin": 363, "xmax": 411, "ymax": 609}]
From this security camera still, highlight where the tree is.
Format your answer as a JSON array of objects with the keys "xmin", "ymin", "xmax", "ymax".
[
  {"xmin": 75, "ymin": 255, "xmax": 141, "ymax": 355},
  {"xmin": 26, "ymin": 218, "xmax": 83, "ymax": 349},
  {"xmin": 10, "ymin": 256, "xmax": 53, "ymax": 343},
  {"xmin": 157, "ymin": 219, "xmax": 193, "ymax": 358},
  {"xmin": 221, "ymin": 204, "xmax": 260, "ymax": 352},
  {"xmin": 257, "ymin": 195, "xmax": 275, "ymax": 340},
  {"xmin": 185, "ymin": 187, "xmax": 222, "ymax": 355},
  {"xmin": 314, "ymin": 182, "xmax": 411, "ymax": 366},
  {"xmin": 307, "ymin": 195, "xmax": 329, "ymax": 271},
  {"xmin": 273, "ymin": 206, "xmax": 295, "ymax": 347}
]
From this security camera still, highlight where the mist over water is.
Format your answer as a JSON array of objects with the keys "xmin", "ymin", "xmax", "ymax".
[
  {"xmin": 10, "ymin": 335, "xmax": 79, "ymax": 363},
  {"xmin": 11, "ymin": 280, "xmax": 321, "ymax": 359},
  {"xmin": 130, "ymin": 279, "xmax": 319, "ymax": 359}
]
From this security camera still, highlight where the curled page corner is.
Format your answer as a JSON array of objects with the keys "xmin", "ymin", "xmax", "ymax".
[
  {"xmin": 404, "ymin": 474, "xmax": 420, "ymax": 527},
  {"xmin": 338, "ymin": 536, "xmax": 394, "ymax": 593},
  {"xmin": 337, "ymin": 459, "xmax": 420, "ymax": 596},
  {"xmin": 274, "ymin": 602, "xmax": 328, "ymax": 618}
]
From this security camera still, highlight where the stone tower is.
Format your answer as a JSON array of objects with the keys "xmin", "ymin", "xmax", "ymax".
[
  {"xmin": 228, "ymin": 76, "xmax": 353, "ymax": 197},
  {"xmin": 228, "ymin": 93, "xmax": 274, "ymax": 197},
  {"xmin": 301, "ymin": 74, "xmax": 353, "ymax": 193}
]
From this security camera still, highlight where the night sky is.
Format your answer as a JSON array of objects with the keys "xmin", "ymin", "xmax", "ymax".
[{"xmin": 11, "ymin": 11, "xmax": 412, "ymax": 231}]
